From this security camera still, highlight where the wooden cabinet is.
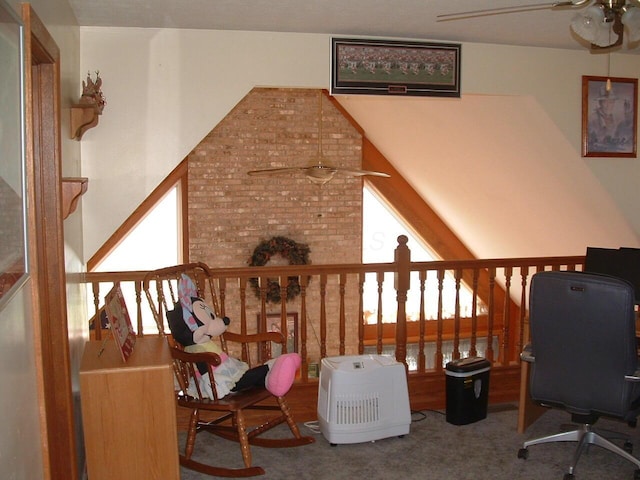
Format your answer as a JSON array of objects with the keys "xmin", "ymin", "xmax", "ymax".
[{"xmin": 80, "ymin": 336, "xmax": 179, "ymax": 480}]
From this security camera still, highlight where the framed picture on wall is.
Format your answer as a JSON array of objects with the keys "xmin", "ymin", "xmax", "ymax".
[
  {"xmin": 582, "ymin": 75, "xmax": 637, "ymax": 157},
  {"xmin": 257, "ymin": 312, "xmax": 298, "ymax": 358},
  {"xmin": 331, "ymin": 37, "xmax": 461, "ymax": 98}
]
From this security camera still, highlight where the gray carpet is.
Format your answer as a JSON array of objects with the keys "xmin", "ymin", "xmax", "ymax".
[{"xmin": 179, "ymin": 404, "xmax": 640, "ymax": 479}]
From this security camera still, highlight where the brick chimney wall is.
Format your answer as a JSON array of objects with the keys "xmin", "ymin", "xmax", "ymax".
[{"xmin": 187, "ymin": 88, "xmax": 364, "ymax": 361}]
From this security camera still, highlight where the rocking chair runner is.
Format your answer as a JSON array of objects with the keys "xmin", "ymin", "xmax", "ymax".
[{"xmin": 143, "ymin": 263, "xmax": 314, "ymax": 477}]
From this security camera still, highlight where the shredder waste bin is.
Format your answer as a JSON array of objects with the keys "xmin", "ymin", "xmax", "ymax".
[{"xmin": 445, "ymin": 356, "xmax": 490, "ymax": 425}]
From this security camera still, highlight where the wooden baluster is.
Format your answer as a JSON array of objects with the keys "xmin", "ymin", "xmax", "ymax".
[
  {"xmin": 259, "ymin": 275, "xmax": 268, "ymax": 326},
  {"xmin": 280, "ymin": 275, "xmax": 289, "ymax": 353},
  {"xmin": 320, "ymin": 273, "xmax": 327, "ymax": 359},
  {"xmin": 470, "ymin": 269, "xmax": 479, "ymax": 357},
  {"xmin": 218, "ymin": 277, "xmax": 227, "ymax": 319},
  {"xmin": 501, "ymin": 266, "xmax": 512, "ymax": 365},
  {"xmin": 255, "ymin": 275, "xmax": 269, "ymax": 361},
  {"xmin": 486, "ymin": 267, "xmax": 496, "ymax": 362},
  {"xmin": 134, "ymin": 280, "xmax": 143, "ymax": 336},
  {"xmin": 339, "ymin": 273, "xmax": 346, "ymax": 355},
  {"xmin": 237, "ymin": 276, "xmax": 247, "ymax": 336},
  {"xmin": 518, "ymin": 266, "xmax": 530, "ymax": 357},
  {"xmin": 418, "ymin": 270, "xmax": 427, "ymax": 373},
  {"xmin": 300, "ymin": 275, "xmax": 309, "ymax": 381},
  {"xmin": 436, "ymin": 269, "xmax": 444, "ymax": 371},
  {"xmin": 394, "ymin": 235, "xmax": 410, "ymax": 369},
  {"xmin": 208, "ymin": 275, "xmax": 221, "ymax": 317},
  {"xmin": 238, "ymin": 276, "xmax": 257, "ymax": 364},
  {"xmin": 92, "ymin": 281, "xmax": 101, "ymax": 340},
  {"xmin": 155, "ymin": 279, "xmax": 167, "ymax": 334},
  {"xmin": 376, "ymin": 271, "xmax": 384, "ymax": 354},
  {"xmin": 358, "ymin": 272, "xmax": 365, "ymax": 355},
  {"xmin": 452, "ymin": 268, "xmax": 461, "ymax": 360}
]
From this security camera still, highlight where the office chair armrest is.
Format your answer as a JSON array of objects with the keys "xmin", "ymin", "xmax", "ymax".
[
  {"xmin": 520, "ymin": 344, "xmax": 535, "ymax": 363},
  {"xmin": 625, "ymin": 369, "xmax": 640, "ymax": 382}
]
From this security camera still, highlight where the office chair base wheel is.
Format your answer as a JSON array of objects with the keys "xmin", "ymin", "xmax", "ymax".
[
  {"xmin": 563, "ymin": 474, "xmax": 574, "ymax": 480},
  {"xmin": 517, "ymin": 448, "xmax": 528, "ymax": 459}
]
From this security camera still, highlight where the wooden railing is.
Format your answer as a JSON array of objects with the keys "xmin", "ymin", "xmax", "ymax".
[{"xmin": 82, "ymin": 237, "xmax": 584, "ymax": 416}]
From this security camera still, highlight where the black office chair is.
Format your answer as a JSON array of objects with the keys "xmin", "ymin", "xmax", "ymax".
[{"xmin": 519, "ymin": 271, "xmax": 640, "ymax": 480}]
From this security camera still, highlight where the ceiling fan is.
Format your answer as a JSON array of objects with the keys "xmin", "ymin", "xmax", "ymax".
[
  {"xmin": 437, "ymin": 0, "xmax": 640, "ymax": 50},
  {"xmin": 247, "ymin": 92, "xmax": 390, "ymax": 186}
]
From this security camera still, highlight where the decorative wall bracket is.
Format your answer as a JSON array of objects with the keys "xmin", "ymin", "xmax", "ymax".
[
  {"xmin": 70, "ymin": 104, "xmax": 101, "ymax": 140},
  {"xmin": 62, "ymin": 177, "xmax": 88, "ymax": 219},
  {"xmin": 70, "ymin": 71, "xmax": 106, "ymax": 140}
]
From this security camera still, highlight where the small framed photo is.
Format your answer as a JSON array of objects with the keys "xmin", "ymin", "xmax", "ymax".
[
  {"xmin": 257, "ymin": 312, "xmax": 298, "ymax": 357},
  {"xmin": 331, "ymin": 38, "xmax": 461, "ymax": 98},
  {"xmin": 104, "ymin": 285, "xmax": 136, "ymax": 362},
  {"xmin": 582, "ymin": 75, "xmax": 637, "ymax": 157}
]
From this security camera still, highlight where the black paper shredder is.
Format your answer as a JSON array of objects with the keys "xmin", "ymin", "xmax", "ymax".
[{"xmin": 445, "ymin": 356, "xmax": 490, "ymax": 425}]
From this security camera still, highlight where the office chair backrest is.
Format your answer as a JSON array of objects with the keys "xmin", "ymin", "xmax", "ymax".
[{"xmin": 529, "ymin": 271, "xmax": 637, "ymax": 418}]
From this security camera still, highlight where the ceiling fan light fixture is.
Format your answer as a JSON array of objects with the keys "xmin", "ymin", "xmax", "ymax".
[
  {"xmin": 305, "ymin": 174, "xmax": 335, "ymax": 185},
  {"xmin": 622, "ymin": 6, "xmax": 640, "ymax": 42},
  {"xmin": 593, "ymin": 21, "xmax": 619, "ymax": 47},
  {"xmin": 304, "ymin": 164, "xmax": 337, "ymax": 185},
  {"xmin": 570, "ymin": 5, "xmax": 611, "ymax": 45}
]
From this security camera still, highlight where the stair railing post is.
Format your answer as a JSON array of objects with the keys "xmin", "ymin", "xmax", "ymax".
[{"xmin": 394, "ymin": 235, "xmax": 410, "ymax": 368}]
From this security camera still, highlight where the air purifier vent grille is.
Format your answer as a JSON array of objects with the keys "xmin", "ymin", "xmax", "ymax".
[{"xmin": 335, "ymin": 394, "xmax": 380, "ymax": 425}]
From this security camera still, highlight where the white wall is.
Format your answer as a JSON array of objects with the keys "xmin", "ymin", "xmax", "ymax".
[
  {"xmin": 0, "ymin": 284, "xmax": 43, "ymax": 479},
  {"xmin": 79, "ymin": 28, "xmax": 640, "ymax": 260}
]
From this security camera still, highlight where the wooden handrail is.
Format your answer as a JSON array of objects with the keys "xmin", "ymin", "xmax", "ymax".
[{"xmin": 83, "ymin": 240, "xmax": 584, "ymax": 380}]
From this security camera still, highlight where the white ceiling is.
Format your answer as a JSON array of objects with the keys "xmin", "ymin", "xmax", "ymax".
[{"xmin": 67, "ymin": 0, "xmax": 639, "ymax": 53}]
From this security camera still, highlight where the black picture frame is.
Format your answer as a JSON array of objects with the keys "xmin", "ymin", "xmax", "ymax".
[{"xmin": 331, "ymin": 37, "xmax": 461, "ymax": 98}]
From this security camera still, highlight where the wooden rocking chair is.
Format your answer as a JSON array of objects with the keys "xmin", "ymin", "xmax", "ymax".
[{"xmin": 143, "ymin": 263, "xmax": 314, "ymax": 477}]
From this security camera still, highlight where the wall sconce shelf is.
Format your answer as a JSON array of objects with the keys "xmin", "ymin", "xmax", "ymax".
[
  {"xmin": 70, "ymin": 104, "xmax": 101, "ymax": 140},
  {"xmin": 62, "ymin": 177, "xmax": 88, "ymax": 219}
]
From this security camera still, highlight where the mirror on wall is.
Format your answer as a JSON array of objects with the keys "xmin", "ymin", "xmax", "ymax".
[{"xmin": 0, "ymin": 0, "xmax": 27, "ymax": 307}]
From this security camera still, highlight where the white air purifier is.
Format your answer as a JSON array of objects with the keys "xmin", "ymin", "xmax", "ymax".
[{"xmin": 317, "ymin": 354, "xmax": 411, "ymax": 444}]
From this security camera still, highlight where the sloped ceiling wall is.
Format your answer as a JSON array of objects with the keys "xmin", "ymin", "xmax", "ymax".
[{"xmin": 339, "ymin": 94, "xmax": 640, "ymax": 258}]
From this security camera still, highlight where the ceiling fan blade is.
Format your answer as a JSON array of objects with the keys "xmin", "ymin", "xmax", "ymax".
[
  {"xmin": 247, "ymin": 167, "xmax": 305, "ymax": 176},
  {"xmin": 436, "ymin": 1, "xmax": 583, "ymax": 21},
  {"xmin": 333, "ymin": 167, "xmax": 391, "ymax": 178},
  {"xmin": 437, "ymin": 3, "xmax": 556, "ymax": 20}
]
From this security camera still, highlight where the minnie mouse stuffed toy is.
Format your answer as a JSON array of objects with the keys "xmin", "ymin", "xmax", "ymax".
[{"xmin": 167, "ymin": 274, "xmax": 300, "ymax": 398}]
